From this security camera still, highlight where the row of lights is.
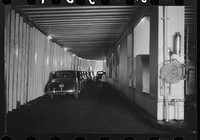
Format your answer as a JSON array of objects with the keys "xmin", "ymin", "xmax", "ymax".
[{"xmin": 47, "ymin": 35, "xmax": 94, "ymax": 62}]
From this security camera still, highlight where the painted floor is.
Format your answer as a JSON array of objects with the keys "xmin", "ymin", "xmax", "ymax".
[{"xmin": 7, "ymin": 82, "xmax": 171, "ymax": 134}]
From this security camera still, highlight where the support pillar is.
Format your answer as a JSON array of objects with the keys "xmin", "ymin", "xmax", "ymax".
[{"xmin": 150, "ymin": 6, "xmax": 185, "ymax": 120}]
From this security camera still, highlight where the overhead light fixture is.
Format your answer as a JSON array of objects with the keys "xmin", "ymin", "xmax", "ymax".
[
  {"xmin": 64, "ymin": 48, "xmax": 67, "ymax": 51},
  {"xmin": 140, "ymin": 17, "xmax": 145, "ymax": 22},
  {"xmin": 47, "ymin": 35, "xmax": 52, "ymax": 40}
]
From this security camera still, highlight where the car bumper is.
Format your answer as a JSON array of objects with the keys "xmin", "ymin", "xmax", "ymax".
[{"xmin": 46, "ymin": 89, "xmax": 77, "ymax": 95}]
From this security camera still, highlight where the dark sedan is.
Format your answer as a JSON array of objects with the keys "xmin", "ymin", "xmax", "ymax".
[{"xmin": 45, "ymin": 70, "xmax": 80, "ymax": 99}]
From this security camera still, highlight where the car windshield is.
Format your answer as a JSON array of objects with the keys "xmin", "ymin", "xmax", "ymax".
[{"xmin": 52, "ymin": 71, "xmax": 76, "ymax": 79}]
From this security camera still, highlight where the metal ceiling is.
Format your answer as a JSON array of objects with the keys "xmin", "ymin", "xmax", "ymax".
[
  {"xmin": 17, "ymin": 5, "xmax": 196, "ymax": 60},
  {"xmin": 17, "ymin": 5, "xmax": 140, "ymax": 60}
]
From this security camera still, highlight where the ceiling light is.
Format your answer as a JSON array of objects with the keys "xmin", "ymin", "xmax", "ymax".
[
  {"xmin": 47, "ymin": 35, "xmax": 52, "ymax": 40},
  {"xmin": 140, "ymin": 17, "xmax": 145, "ymax": 22}
]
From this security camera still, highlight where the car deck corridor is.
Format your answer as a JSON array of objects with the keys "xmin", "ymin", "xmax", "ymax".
[{"xmin": 7, "ymin": 82, "xmax": 170, "ymax": 134}]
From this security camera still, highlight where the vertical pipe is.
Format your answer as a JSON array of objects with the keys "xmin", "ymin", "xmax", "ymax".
[
  {"xmin": 31, "ymin": 27, "xmax": 34, "ymax": 100},
  {"xmin": 44, "ymin": 35, "xmax": 46, "ymax": 90},
  {"xmin": 52, "ymin": 43, "xmax": 55, "ymax": 71},
  {"xmin": 49, "ymin": 42, "xmax": 52, "ymax": 72},
  {"xmin": 45, "ymin": 37, "xmax": 49, "ymax": 91},
  {"xmin": 27, "ymin": 27, "xmax": 31, "ymax": 102},
  {"xmin": 39, "ymin": 31, "xmax": 42, "ymax": 97},
  {"xmin": 35, "ymin": 29, "xmax": 38, "ymax": 99},
  {"xmin": 28, "ymin": 27, "xmax": 33, "ymax": 102},
  {"xmin": 69, "ymin": 52, "xmax": 71, "ymax": 70},
  {"xmin": 58, "ymin": 45, "xmax": 60, "ymax": 70},
  {"xmin": 185, "ymin": 28, "xmax": 189, "ymax": 95},
  {"xmin": 14, "ymin": 13, "xmax": 20, "ymax": 108},
  {"xmin": 162, "ymin": 6, "xmax": 169, "ymax": 121},
  {"xmin": 43, "ymin": 33, "xmax": 46, "ymax": 95},
  {"xmin": 28, "ymin": 27, "xmax": 32, "ymax": 102},
  {"xmin": 58, "ymin": 46, "xmax": 60, "ymax": 70},
  {"xmin": 44, "ymin": 34, "xmax": 47, "ymax": 95},
  {"xmin": 5, "ymin": 6, "xmax": 11, "ymax": 113},
  {"xmin": 33, "ymin": 28, "xmax": 37, "ymax": 99},
  {"xmin": 56, "ymin": 44, "xmax": 58, "ymax": 70},
  {"xmin": 4, "ymin": 5, "xmax": 11, "ymax": 133},
  {"xmin": 17, "ymin": 17, "xmax": 23, "ymax": 105},
  {"xmin": 33, "ymin": 29, "xmax": 36, "ymax": 99},
  {"xmin": 32, "ymin": 27, "xmax": 36, "ymax": 100},
  {"xmin": 46, "ymin": 36, "xmax": 48, "ymax": 82},
  {"xmin": 13, "ymin": 13, "xmax": 20, "ymax": 110},
  {"xmin": 23, "ymin": 24, "xmax": 27, "ymax": 104},
  {"xmin": 40, "ymin": 32, "xmax": 43, "ymax": 96},
  {"xmin": 25, "ymin": 24, "xmax": 29, "ymax": 104},
  {"xmin": 54, "ymin": 43, "xmax": 56, "ymax": 71},
  {"xmin": 38, "ymin": 32, "xmax": 41, "ymax": 97},
  {"xmin": 34, "ymin": 29, "xmax": 38, "ymax": 99},
  {"xmin": 45, "ymin": 36, "xmax": 48, "ymax": 87},
  {"xmin": 65, "ymin": 51, "xmax": 67, "ymax": 70},
  {"xmin": 21, "ymin": 22, "xmax": 26, "ymax": 105},
  {"xmin": 55, "ymin": 44, "xmax": 58, "ymax": 71},
  {"xmin": 4, "ymin": 6, "xmax": 7, "ymax": 133},
  {"xmin": 176, "ymin": 101, "xmax": 179, "ymax": 120},
  {"xmin": 49, "ymin": 40, "xmax": 51, "ymax": 73},
  {"xmin": 53, "ymin": 43, "xmax": 55, "ymax": 71}
]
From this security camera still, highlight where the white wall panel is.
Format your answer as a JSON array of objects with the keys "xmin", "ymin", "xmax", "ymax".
[
  {"xmin": 17, "ymin": 17, "xmax": 23, "ymax": 105},
  {"xmin": 9, "ymin": 10, "xmax": 15, "ymax": 111},
  {"xmin": 5, "ymin": 6, "xmax": 11, "ymax": 112},
  {"xmin": 4, "ymin": 7, "xmax": 105, "ymax": 113}
]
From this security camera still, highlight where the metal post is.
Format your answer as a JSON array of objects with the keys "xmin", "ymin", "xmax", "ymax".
[{"xmin": 162, "ymin": 6, "xmax": 170, "ymax": 122}]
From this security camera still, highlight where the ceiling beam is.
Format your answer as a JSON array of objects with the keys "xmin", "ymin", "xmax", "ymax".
[
  {"xmin": 28, "ymin": 12, "xmax": 136, "ymax": 18},
  {"xmin": 23, "ymin": 9, "xmax": 137, "ymax": 15},
  {"xmin": 20, "ymin": 5, "xmax": 138, "ymax": 11}
]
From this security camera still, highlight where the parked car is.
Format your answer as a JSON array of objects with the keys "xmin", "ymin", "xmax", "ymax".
[
  {"xmin": 45, "ymin": 70, "xmax": 80, "ymax": 99},
  {"xmin": 91, "ymin": 71, "xmax": 95, "ymax": 81},
  {"xmin": 77, "ymin": 71, "xmax": 85, "ymax": 89},
  {"xmin": 85, "ymin": 71, "xmax": 90, "ymax": 83},
  {"xmin": 87, "ymin": 71, "xmax": 93, "ymax": 82},
  {"xmin": 88, "ymin": 71, "xmax": 95, "ymax": 81},
  {"xmin": 82, "ymin": 71, "xmax": 87, "ymax": 86},
  {"xmin": 81, "ymin": 71, "xmax": 87, "ymax": 87},
  {"xmin": 96, "ymin": 71, "xmax": 104, "ymax": 81}
]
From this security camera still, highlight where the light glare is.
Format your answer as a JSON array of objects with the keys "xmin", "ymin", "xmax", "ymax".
[{"xmin": 48, "ymin": 35, "xmax": 52, "ymax": 40}]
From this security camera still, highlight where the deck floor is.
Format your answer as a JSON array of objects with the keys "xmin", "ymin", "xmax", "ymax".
[{"xmin": 7, "ymin": 82, "xmax": 171, "ymax": 134}]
